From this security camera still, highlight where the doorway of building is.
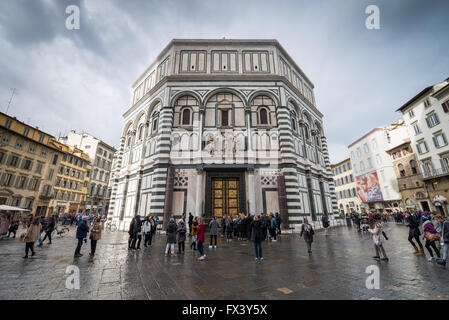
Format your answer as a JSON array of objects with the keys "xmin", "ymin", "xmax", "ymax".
[
  {"xmin": 205, "ymin": 169, "xmax": 246, "ymax": 220},
  {"xmin": 211, "ymin": 178, "xmax": 240, "ymax": 218},
  {"xmin": 420, "ymin": 201, "xmax": 430, "ymax": 212}
]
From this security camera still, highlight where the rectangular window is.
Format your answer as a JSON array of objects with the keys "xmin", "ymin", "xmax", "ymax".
[
  {"xmin": 35, "ymin": 163, "xmax": 43, "ymax": 174},
  {"xmin": 408, "ymin": 110, "xmax": 415, "ymax": 118},
  {"xmin": 425, "ymin": 113, "xmax": 440, "ymax": 128},
  {"xmin": 48, "ymin": 169, "xmax": 54, "ymax": 180},
  {"xmin": 5, "ymin": 118, "xmax": 12, "ymax": 129},
  {"xmin": 433, "ymin": 133, "xmax": 448, "ymax": 148},
  {"xmin": 1, "ymin": 134, "xmax": 10, "ymax": 144},
  {"xmin": 416, "ymin": 141, "xmax": 429, "ymax": 154},
  {"xmin": 23, "ymin": 127, "xmax": 30, "ymax": 137},
  {"xmin": 38, "ymin": 133, "xmax": 44, "ymax": 143},
  {"xmin": 412, "ymin": 122, "xmax": 421, "ymax": 135},
  {"xmin": 52, "ymin": 154, "xmax": 58, "ymax": 165},
  {"xmin": 29, "ymin": 144, "xmax": 36, "ymax": 153},
  {"xmin": 221, "ymin": 110, "xmax": 229, "ymax": 126}
]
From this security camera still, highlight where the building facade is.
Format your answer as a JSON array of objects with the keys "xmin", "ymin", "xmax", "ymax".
[
  {"xmin": 0, "ymin": 112, "xmax": 63, "ymax": 215},
  {"xmin": 59, "ymin": 131, "xmax": 116, "ymax": 215},
  {"xmin": 348, "ymin": 122, "xmax": 409, "ymax": 213},
  {"xmin": 385, "ymin": 140, "xmax": 430, "ymax": 211},
  {"xmin": 48, "ymin": 141, "xmax": 90, "ymax": 216},
  {"xmin": 398, "ymin": 78, "xmax": 449, "ymax": 216},
  {"xmin": 331, "ymin": 158, "xmax": 361, "ymax": 215},
  {"xmin": 109, "ymin": 39, "xmax": 338, "ymax": 231}
]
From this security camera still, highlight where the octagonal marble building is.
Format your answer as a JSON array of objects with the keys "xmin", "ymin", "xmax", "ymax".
[{"xmin": 109, "ymin": 39, "xmax": 338, "ymax": 231}]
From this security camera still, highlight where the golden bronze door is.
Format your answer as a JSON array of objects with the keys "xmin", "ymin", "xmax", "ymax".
[{"xmin": 212, "ymin": 178, "xmax": 240, "ymax": 218}]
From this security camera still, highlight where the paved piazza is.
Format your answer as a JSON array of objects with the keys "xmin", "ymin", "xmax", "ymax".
[{"xmin": 1, "ymin": 223, "xmax": 448, "ymax": 300}]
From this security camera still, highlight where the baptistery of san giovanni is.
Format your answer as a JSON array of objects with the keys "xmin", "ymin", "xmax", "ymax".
[{"xmin": 109, "ymin": 39, "xmax": 338, "ymax": 231}]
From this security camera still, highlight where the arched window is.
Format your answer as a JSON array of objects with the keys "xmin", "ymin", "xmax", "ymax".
[
  {"xmin": 410, "ymin": 160, "xmax": 418, "ymax": 175},
  {"xmin": 182, "ymin": 108, "xmax": 191, "ymax": 125},
  {"xmin": 138, "ymin": 125, "xmax": 144, "ymax": 141},
  {"xmin": 152, "ymin": 118, "xmax": 158, "ymax": 134},
  {"xmin": 398, "ymin": 163, "xmax": 406, "ymax": 177},
  {"xmin": 259, "ymin": 108, "xmax": 268, "ymax": 125},
  {"xmin": 292, "ymin": 118, "xmax": 297, "ymax": 132},
  {"xmin": 304, "ymin": 124, "xmax": 310, "ymax": 140}
]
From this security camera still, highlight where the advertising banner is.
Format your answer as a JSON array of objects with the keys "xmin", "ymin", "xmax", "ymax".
[{"xmin": 356, "ymin": 171, "xmax": 383, "ymax": 202}]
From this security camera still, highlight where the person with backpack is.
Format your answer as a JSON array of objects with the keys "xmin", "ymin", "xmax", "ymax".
[
  {"xmin": 190, "ymin": 217, "xmax": 198, "ymax": 250},
  {"xmin": 250, "ymin": 215, "xmax": 264, "ymax": 260},
  {"xmin": 143, "ymin": 216, "xmax": 152, "ymax": 248},
  {"xmin": 41, "ymin": 215, "xmax": 55, "ymax": 245},
  {"xmin": 321, "ymin": 214, "xmax": 330, "ymax": 236},
  {"xmin": 128, "ymin": 217, "xmax": 136, "ymax": 250},
  {"xmin": 221, "ymin": 216, "xmax": 227, "ymax": 238},
  {"xmin": 226, "ymin": 216, "xmax": 233, "ymax": 242},
  {"xmin": 422, "ymin": 217, "xmax": 440, "ymax": 261},
  {"xmin": 197, "ymin": 218, "xmax": 206, "ymax": 260},
  {"xmin": 22, "ymin": 217, "xmax": 42, "ymax": 259},
  {"xmin": 209, "ymin": 216, "xmax": 219, "ymax": 248},
  {"xmin": 177, "ymin": 219, "xmax": 187, "ymax": 254},
  {"xmin": 275, "ymin": 213, "xmax": 282, "ymax": 236},
  {"xmin": 406, "ymin": 211, "xmax": 424, "ymax": 256},
  {"xmin": 436, "ymin": 215, "xmax": 449, "ymax": 267},
  {"xmin": 130, "ymin": 215, "xmax": 143, "ymax": 250},
  {"xmin": 165, "ymin": 217, "xmax": 178, "ymax": 257},
  {"xmin": 7, "ymin": 220, "xmax": 19, "ymax": 238},
  {"xmin": 300, "ymin": 218, "xmax": 315, "ymax": 254},
  {"xmin": 74, "ymin": 216, "xmax": 89, "ymax": 257},
  {"xmin": 188, "ymin": 212, "xmax": 193, "ymax": 236},
  {"xmin": 269, "ymin": 213, "xmax": 277, "ymax": 242},
  {"xmin": 89, "ymin": 217, "xmax": 102, "ymax": 257},
  {"xmin": 368, "ymin": 218, "xmax": 388, "ymax": 261}
]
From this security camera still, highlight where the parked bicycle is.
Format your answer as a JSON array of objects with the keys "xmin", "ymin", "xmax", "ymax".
[
  {"xmin": 51, "ymin": 226, "xmax": 70, "ymax": 237},
  {"xmin": 105, "ymin": 220, "xmax": 117, "ymax": 232}
]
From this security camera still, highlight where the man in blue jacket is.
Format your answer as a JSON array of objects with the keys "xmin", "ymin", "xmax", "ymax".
[
  {"xmin": 74, "ymin": 216, "xmax": 89, "ymax": 257},
  {"xmin": 436, "ymin": 215, "xmax": 449, "ymax": 266}
]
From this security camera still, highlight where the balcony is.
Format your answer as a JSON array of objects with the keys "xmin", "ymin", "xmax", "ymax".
[{"xmin": 422, "ymin": 167, "xmax": 449, "ymax": 180}]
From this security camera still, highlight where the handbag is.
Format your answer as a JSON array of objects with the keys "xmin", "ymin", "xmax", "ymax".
[{"xmin": 425, "ymin": 231, "xmax": 440, "ymax": 241}]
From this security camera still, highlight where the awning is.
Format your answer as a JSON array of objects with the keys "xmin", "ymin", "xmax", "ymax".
[{"xmin": 0, "ymin": 205, "xmax": 30, "ymax": 212}]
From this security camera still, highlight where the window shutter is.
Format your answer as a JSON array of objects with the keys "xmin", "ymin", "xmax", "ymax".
[
  {"xmin": 35, "ymin": 179, "xmax": 41, "ymax": 192},
  {"xmin": 440, "ymin": 159, "xmax": 448, "ymax": 172},
  {"xmin": 433, "ymin": 136, "xmax": 438, "ymax": 148},
  {"xmin": 443, "ymin": 134, "xmax": 448, "ymax": 146},
  {"xmin": 9, "ymin": 175, "xmax": 15, "ymax": 187},
  {"xmin": 29, "ymin": 161, "xmax": 33, "ymax": 171},
  {"xmin": 416, "ymin": 144, "xmax": 421, "ymax": 154},
  {"xmin": 442, "ymin": 102, "xmax": 449, "ymax": 113},
  {"xmin": 23, "ymin": 178, "xmax": 29, "ymax": 189},
  {"xmin": 7, "ymin": 155, "xmax": 13, "ymax": 166},
  {"xmin": 15, "ymin": 176, "xmax": 21, "ymax": 188},
  {"xmin": 0, "ymin": 173, "xmax": 6, "ymax": 185}
]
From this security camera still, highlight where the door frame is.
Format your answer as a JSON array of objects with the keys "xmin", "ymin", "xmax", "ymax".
[{"xmin": 205, "ymin": 169, "xmax": 246, "ymax": 218}]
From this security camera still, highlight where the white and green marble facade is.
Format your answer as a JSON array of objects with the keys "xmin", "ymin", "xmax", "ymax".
[{"xmin": 109, "ymin": 39, "xmax": 338, "ymax": 231}]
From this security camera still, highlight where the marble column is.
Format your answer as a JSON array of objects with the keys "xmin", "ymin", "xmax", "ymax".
[
  {"xmin": 248, "ymin": 168, "xmax": 256, "ymax": 214},
  {"xmin": 195, "ymin": 168, "xmax": 203, "ymax": 217}
]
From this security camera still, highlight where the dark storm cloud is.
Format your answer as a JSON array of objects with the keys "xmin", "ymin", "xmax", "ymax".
[{"xmin": 0, "ymin": 0, "xmax": 448, "ymax": 156}]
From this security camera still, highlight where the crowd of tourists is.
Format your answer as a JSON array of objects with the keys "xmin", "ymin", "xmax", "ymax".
[
  {"xmin": 346, "ymin": 209, "xmax": 449, "ymax": 266},
  {"xmin": 124, "ymin": 212, "xmax": 286, "ymax": 261}
]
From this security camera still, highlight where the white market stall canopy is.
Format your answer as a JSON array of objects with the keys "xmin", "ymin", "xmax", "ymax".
[{"xmin": 0, "ymin": 205, "xmax": 30, "ymax": 212}]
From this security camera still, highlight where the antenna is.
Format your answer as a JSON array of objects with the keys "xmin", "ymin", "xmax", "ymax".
[{"xmin": 5, "ymin": 88, "xmax": 17, "ymax": 114}]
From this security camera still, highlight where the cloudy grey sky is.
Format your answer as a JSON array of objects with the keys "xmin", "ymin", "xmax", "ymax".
[{"xmin": 0, "ymin": 0, "xmax": 448, "ymax": 162}]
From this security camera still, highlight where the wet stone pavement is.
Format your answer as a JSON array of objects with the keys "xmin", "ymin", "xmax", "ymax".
[{"xmin": 1, "ymin": 223, "xmax": 449, "ymax": 300}]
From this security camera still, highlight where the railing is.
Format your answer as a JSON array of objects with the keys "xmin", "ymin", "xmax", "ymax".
[{"xmin": 422, "ymin": 167, "xmax": 449, "ymax": 179}]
